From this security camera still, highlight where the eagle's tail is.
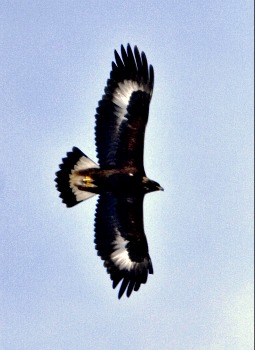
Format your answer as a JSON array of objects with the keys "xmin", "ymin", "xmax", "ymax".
[{"xmin": 55, "ymin": 147, "xmax": 99, "ymax": 207}]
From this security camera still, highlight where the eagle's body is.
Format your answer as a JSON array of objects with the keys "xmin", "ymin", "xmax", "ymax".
[{"xmin": 55, "ymin": 44, "xmax": 163, "ymax": 298}]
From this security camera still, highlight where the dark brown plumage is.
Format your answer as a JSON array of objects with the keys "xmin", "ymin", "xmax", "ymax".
[{"xmin": 55, "ymin": 44, "xmax": 163, "ymax": 298}]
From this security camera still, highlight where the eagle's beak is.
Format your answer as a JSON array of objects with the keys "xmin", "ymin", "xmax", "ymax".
[{"xmin": 157, "ymin": 185, "xmax": 164, "ymax": 191}]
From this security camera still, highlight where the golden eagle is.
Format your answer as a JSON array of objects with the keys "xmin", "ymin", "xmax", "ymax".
[{"xmin": 55, "ymin": 44, "xmax": 163, "ymax": 298}]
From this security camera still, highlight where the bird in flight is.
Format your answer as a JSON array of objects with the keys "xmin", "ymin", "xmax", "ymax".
[{"xmin": 55, "ymin": 44, "xmax": 163, "ymax": 298}]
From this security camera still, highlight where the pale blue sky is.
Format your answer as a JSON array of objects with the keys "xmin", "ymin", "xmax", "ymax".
[{"xmin": 1, "ymin": 1, "xmax": 253, "ymax": 350}]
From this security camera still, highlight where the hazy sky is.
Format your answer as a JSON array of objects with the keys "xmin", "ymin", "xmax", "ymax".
[{"xmin": 1, "ymin": 1, "xmax": 253, "ymax": 350}]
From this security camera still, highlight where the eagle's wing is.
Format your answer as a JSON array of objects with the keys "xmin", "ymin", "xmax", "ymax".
[
  {"xmin": 94, "ymin": 193, "xmax": 153, "ymax": 298},
  {"xmin": 95, "ymin": 44, "xmax": 154, "ymax": 171}
]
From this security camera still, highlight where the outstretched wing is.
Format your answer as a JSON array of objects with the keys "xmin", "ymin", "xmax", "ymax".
[
  {"xmin": 95, "ymin": 44, "xmax": 154, "ymax": 171},
  {"xmin": 94, "ymin": 193, "xmax": 153, "ymax": 298}
]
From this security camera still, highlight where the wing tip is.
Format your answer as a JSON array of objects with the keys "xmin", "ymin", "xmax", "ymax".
[
  {"xmin": 110, "ymin": 264, "xmax": 152, "ymax": 299},
  {"xmin": 111, "ymin": 44, "xmax": 154, "ymax": 88}
]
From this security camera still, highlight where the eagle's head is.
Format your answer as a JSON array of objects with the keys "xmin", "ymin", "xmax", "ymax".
[{"xmin": 142, "ymin": 177, "xmax": 164, "ymax": 193}]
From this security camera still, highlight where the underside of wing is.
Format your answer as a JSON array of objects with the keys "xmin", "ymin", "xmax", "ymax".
[
  {"xmin": 95, "ymin": 44, "xmax": 154, "ymax": 170},
  {"xmin": 94, "ymin": 193, "xmax": 153, "ymax": 298}
]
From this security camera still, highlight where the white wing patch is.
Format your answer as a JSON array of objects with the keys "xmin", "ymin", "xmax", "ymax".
[
  {"xmin": 69, "ymin": 156, "xmax": 99, "ymax": 202},
  {"xmin": 111, "ymin": 234, "xmax": 136, "ymax": 271},
  {"xmin": 112, "ymin": 80, "xmax": 149, "ymax": 121}
]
